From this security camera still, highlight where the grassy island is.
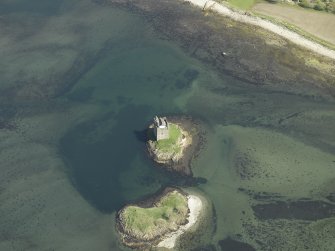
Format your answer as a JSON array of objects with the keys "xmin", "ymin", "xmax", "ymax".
[
  {"xmin": 117, "ymin": 188, "xmax": 207, "ymax": 249},
  {"xmin": 148, "ymin": 122, "xmax": 192, "ymax": 166},
  {"xmin": 118, "ymin": 190, "xmax": 189, "ymax": 241}
]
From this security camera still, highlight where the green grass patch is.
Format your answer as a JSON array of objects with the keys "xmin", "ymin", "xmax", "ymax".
[
  {"xmin": 121, "ymin": 191, "xmax": 188, "ymax": 237},
  {"xmin": 155, "ymin": 123, "xmax": 182, "ymax": 154},
  {"xmin": 225, "ymin": 0, "xmax": 257, "ymax": 10}
]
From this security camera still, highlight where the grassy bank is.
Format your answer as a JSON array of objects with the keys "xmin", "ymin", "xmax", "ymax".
[{"xmin": 120, "ymin": 190, "xmax": 188, "ymax": 239}]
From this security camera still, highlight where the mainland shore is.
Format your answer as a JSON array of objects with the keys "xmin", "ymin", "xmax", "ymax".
[{"xmin": 184, "ymin": 0, "xmax": 335, "ymax": 60}]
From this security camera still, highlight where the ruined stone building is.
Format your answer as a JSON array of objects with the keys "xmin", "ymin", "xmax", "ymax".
[{"xmin": 153, "ymin": 116, "xmax": 169, "ymax": 141}]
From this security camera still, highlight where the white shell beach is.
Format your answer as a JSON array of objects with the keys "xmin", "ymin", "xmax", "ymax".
[{"xmin": 157, "ymin": 195, "xmax": 203, "ymax": 249}]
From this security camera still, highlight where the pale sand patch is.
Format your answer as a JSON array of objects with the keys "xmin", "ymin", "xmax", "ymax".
[
  {"xmin": 173, "ymin": 126, "xmax": 193, "ymax": 162},
  {"xmin": 157, "ymin": 195, "xmax": 203, "ymax": 249},
  {"xmin": 184, "ymin": 0, "xmax": 335, "ymax": 60}
]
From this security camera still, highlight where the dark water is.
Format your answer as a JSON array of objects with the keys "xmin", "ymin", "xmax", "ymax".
[
  {"xmin": 61, "ymin": 104, "xmax": 194, "ymax": 212},
  {"xmin": 0, "ymin": 0, "xmax": 64, "ymax": 15},
  {"xmin": 59, "ymin": 19, "xmax": 203, "ymax": 213},
  {"xmin": 1, "ymin": 0, "xmax": 335, "ymax": 250}
]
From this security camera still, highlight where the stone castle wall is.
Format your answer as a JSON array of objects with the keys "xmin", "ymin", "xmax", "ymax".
[{"xmin": 155, "ymin": 127, "xmax": 169, "ymax": 141}]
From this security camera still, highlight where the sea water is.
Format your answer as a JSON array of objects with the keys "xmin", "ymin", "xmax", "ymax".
[{"xmin": 1, "ymin": 0, "xmax": 335, "ymax": 250}]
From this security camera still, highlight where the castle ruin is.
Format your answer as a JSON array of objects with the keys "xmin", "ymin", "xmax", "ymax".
[{"xmin": 153, "ymin": 116, "xmax": 169, "ymax": 141}]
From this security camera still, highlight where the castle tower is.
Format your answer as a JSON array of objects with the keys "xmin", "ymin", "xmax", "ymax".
[{"xmin": 153, "ymin": 116, "xmax": 169, "ymax": 141}]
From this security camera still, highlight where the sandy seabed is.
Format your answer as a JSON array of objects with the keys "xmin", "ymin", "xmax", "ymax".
[
  {"xmin": 184, "ymin": 0, "xmax": 335, "ymax": 60},
  {"xmin": 157, "ymin": 195, "xmax": 203, "ymax": 249}
]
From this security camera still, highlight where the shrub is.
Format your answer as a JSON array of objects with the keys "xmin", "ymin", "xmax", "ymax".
[
  {"xmin": 299, "ymin": 0, "xmax": 311, "ymax": 8},
  {"xmin": 314, "ymin": 0, "xmax": 326, "ymax": 11}
]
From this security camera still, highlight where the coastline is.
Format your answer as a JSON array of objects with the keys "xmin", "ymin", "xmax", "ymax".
[
  {"xmin": 157, "ymin": 194, "xmax": 203, "ymax": 249},
  {"xmin": 108, "ymin": 0, "xmax": 335, "ymax": 98},
  {"xmin": 184, "ymin": 0, "xmax": 335, "ymax": 60}
]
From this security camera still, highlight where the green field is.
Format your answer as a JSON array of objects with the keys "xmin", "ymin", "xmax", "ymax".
[
  {"xmin": 121, "ymin": 191, "xmax": 188, "ymax": 238},
  {"xmin": 252, "ymin": 2, "xmax": 335, "ymax": 46},
  {"xmin": 226, "ymin": 0, "xmax": 257, "ymax": 10},
  {"xmin": 155, "ymin": 123, "xmax": 182, "ymax": 154}
]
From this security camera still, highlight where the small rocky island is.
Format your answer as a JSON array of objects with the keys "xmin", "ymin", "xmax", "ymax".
[
  {"xmin": 147, "ymin": 116, "xmax": 202, "ymax": 176},
  {"xmin": 116, "ymin": 188, "xmax": 204, "ymax": 250}
]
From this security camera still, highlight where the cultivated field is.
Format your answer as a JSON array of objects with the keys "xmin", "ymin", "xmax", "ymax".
[{"xmin": 252, "ymin": 3, "xmax": 335, "ymax": 45}]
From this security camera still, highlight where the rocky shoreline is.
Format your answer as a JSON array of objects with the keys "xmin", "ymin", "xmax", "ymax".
[{"xmin": 147, "ymin": 116, "xmax": 205, "ymax": 176}]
